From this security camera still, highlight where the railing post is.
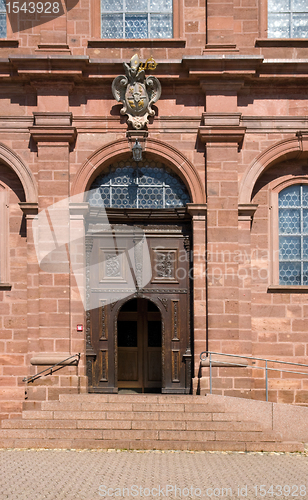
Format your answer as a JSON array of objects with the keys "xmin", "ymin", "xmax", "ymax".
[
  {"xmin": 209, "ymin": 352, "xmax": 212, "ymax": 394},
  {"xmin": 265, "ymin": 360, "xmax": 268, "ymax": 402}
]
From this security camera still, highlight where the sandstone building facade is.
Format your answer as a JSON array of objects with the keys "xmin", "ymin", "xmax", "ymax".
[{"xmin": 0, "ymin": 0, "xmax": 308, "ymax": 421}]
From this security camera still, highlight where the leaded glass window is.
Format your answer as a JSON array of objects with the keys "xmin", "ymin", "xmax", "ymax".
[
  {"xmin": 101, "ymin": 0, "xmax": 173, "ymax": 39},
  {"xmin": 279, "ymin": 184, "xmax": 308, "ymax": 285},
  {"xmin": 268, "ymin": 0, "xmax": 308, "ymax": 38},
  {"xmin": 88, "ymin": 160, "xmax": 191, "ymax": 209},
  {"xmin": 0, "ymin": 0, "xmax": 6, "ymax": 38}
]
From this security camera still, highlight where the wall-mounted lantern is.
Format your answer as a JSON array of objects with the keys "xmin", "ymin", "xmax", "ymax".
[{"xmin": 132, "ymin": 139, "xmax": 143, "ymax": 161}]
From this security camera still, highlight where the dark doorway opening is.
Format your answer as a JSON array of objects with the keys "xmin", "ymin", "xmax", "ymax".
[{"xmin": 117, "ymin": 298, "xmax": 162, "ymax": 393}]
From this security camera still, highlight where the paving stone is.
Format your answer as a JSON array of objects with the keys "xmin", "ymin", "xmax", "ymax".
[{"xmin": 0, "ymin": 449, "xmax": 307, "ymax": 500}]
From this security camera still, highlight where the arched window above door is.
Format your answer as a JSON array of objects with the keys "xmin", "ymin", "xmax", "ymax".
[
  {"xmin": 279, "ymin": 184, "xmax": 308, "ymax": 285},
  {"xmin": 88, "ymin": 159, "xmax": 191, "ymax": 209}
]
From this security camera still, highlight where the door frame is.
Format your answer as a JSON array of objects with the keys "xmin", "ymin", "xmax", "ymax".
[{"xmin": 86, "ymin": 207, "xmax": 192, "ymax": 394}]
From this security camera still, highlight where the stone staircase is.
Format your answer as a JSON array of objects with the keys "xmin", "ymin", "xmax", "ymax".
[{"xmin": 0, "ymin": 394, "xmax": 305, "ymax": 452}]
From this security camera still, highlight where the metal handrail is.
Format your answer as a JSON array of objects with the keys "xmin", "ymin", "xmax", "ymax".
[
  {"xmin": 200, "ymin": 351, "xmax": 308, "ymax": 401},
  {"xmin": 23, "ymin": 353, "xmax": 81, "ymax": 384}
]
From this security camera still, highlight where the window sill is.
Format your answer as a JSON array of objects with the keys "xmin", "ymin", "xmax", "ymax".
[
  {"xmin": 88, "ymin": 38, "xmax": 186, "ymax": 48},
  {"xmin": 256, "ymin": 38, "xmax": 308, "ymax": 47},
  {"xmin": 268, "ymin": 285, "xmax": 308, "ymax": 293},
  {"xmin": 0, "ymin": 39, "xmax": 19, "ymax": 47},
  {"xmin": 0, "ymin": 283, "xmax": 12, "ymax": 290}
]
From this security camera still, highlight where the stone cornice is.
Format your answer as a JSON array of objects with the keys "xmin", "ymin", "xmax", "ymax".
[
  {"xmin": 198, "ymin": 126, "xmax": 246, "ymax": 145},
  {"xmin": 19, "ymin": 202, "xmax": 39, "ymax": 217},
  {"xmin": 29, "ymin": 126, "xmax": 77, "ymax": 144},
  {"xmin": 69, "ymin": 202, "xmax": 89, "ymax": 218},
  {"xmin": 186, "ymin": 204, "xmax": 207, "ymax": 220},
  {"xmin": 0, "ymin": 54, "xmax": 307, "ymax": 83},
  {"xmin": 238, "ymin": 204, "xmax": 259, "ymax": 221}
]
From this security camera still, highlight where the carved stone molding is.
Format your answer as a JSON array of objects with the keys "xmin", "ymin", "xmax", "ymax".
[
  {"xmin": 238, "ymin": 204, "xmax": 259, "ymax": 222},
  {"xmin": 198, "ymin": 126, "xmax": 246, "ymax": 145},
  {"xmin": 29, "ymin": 126, "xmax": 77, "ymax": 144},
  {"xmin": 19, "ymin": 202, "xmax": 38, "ymax": 218},
  {"xmin": 186, "ymin": 203, "xmax": 207, "ymax": 221},
  {"xmin": 112, "ymin": 54, "xmax": 161, "ymax": 130}
]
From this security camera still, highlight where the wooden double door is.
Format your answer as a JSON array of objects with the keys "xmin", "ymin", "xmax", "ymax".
[
  {"xmin": 117, "ymin": 298, "xmax": 162, "ymax": 392},
  {"xmin": 86, "ymin": 210, "xmax": 192, "ymax": 394}
]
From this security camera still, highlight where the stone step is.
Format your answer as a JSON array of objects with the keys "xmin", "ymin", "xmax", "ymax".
[
  {"xmin": 2, "ymin": 393, "xmax": 305, "ymax": 452},
  {"xmin": 1, "ymin": 418, "xmax": 266, "ymax": 433},
  {"xmin": 59, "ymin": 394, "xmax": 208, "ymax": 403},
  {"xmin": 40, "ymin": 401, "xmax": 227, "ymax": 413},
  {"xmin": 0, "ymin": 437, "xmax": 303, "ymax": 453},
  {"xmin": 0, "ymin": 425, "xmax": 282, "ymax": 443}
]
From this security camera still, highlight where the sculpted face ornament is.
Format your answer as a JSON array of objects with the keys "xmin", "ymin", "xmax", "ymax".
[{"xmin": 112, "ymin": 54, "xmax": 161, "ymax": 130}]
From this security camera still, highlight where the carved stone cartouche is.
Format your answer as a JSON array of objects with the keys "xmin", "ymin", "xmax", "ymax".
[{"xmin": 112, "ymin": 54, "xmax": 161, "ymax": 130}]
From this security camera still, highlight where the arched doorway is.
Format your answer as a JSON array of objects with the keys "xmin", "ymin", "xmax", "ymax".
[
  {"xmin": 117, "ymin": 298, "xmax": 162, "ymax": 392},
  {"xmin": 86, "ymin": 156, "xmax": 192, "ymax": 394}
]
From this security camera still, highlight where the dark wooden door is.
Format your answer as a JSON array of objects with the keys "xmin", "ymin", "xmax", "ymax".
[
  {"xmin": 86, "ymin": 210, "xmax": 192, "ymax": 394},
  {"xmin": 117, "ymin": 298, "xmax": 162, "ymax": 391}
]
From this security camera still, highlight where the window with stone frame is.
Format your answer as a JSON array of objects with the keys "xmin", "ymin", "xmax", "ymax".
[
  {"xmin": 101, "ymin": 0, "xmax": 173, "ymax": 39},
  {"xmin": 0, "ymin": 0, "xmax": 6, "ymax": 38},
  {"xmin": 268, "ymin": 0, "xmax": 308, "ymax": 38},
  {"xmin": 278, "ymin": 184, "xmax": 308, "ymax": 285}
]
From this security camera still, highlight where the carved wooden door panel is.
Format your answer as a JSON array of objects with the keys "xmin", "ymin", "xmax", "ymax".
[
  {"xmin": 86, "ymin": 218, "xmax": 192, "ymax": 394},
  {"xmin": 145, "ymin": 228, "xmax": 191, "ymax": 393}
]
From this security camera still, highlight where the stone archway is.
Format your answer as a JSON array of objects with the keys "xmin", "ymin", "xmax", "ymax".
[
  {"xmin": 239, "ymin": 135, "xmax": 308, "ymax": 205},
  {"xmin": 0, "ymin": 142, "xmax": 37, "ymax": 203},
  {"xmin": 71, "ymin": 137, "xmax": 206, "ymax": 205}
]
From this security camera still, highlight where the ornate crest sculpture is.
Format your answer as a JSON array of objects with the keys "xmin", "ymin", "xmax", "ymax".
[{"xmin": 112, "ymin": 54, "xmax": 161, "ymax": 130}]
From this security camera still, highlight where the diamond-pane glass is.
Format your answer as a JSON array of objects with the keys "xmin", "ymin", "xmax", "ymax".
[
  {"xmin": 126, "ymin": 0, "xmax": 147, "ymax": 11},
  {"xmin": 101, "ymin": 0, "xmax": 172, "ymax": 38},
  {"xmin": 0, "ymin": 11, "xmax": 5, "ymax": 38},
  {"xmin": 279, "ymin": 208, "xmax": 300, "ymax": 233},
  {"xmin": 279, "ymin": 236, "xmax": 301, "ymax": 260},
  {"xmin": 303, "ymin": 185, "xmax": 308, "ymax": 206},
  {"xmin": 101, "ymin": 14, "xmax": 123, "ymax": 38},
  {"xmin": 88, "ymin": 159, "xmax": 191, "ymax": 209},
  {"xmin": 101, "ymin": 0, "xmax": 123, "ymax": 12},
  {"xmin": 279, "ymin": 262, "xmax": 301, "ymax": 284},
  {"xmin": 303, "ymin": 262, "xmax": 308, "ymax": 283},
  {"xmin": 125, "ymin": 15, "xmax": 147, "ymax": 38},
  {"xmin": 303, "ymin": 210, "xmax": 308, "ymax": 233},
  {"xmin": 268, "ymin": 13, "xmax": 290, "ymax": 37},
  {"xmin": 279, "ymin": 185, "xmax": 300, "ymax": 207},
  {"xmin": 279, "ymin": 184, "xmax": 308, "ymax": 285},
  {"xmin": 293, "ymin": 14, "xmax": 308, "ymax": 37},
  {"xmin": 150, "ymin": 14, "xmax": 173, "ymax": 38},
  {"xmin": 268, "ymin": 0, "xmax": 290, "ymax": 11},
  {"xmin": 150, "ymin": 0, "xmax": 172, "ymax": 10},
  {"xmin": 268, "ymin": 0, "xmax": 308, "ymax": 38},
  {"xmin": 293, "ymin": 0, "xmax": 308, "ymax": 11}
]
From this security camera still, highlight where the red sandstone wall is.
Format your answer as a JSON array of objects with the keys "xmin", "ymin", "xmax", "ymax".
[
  {"xmin": 0, "ymin": 166, "xmax": 27, "ymax": 418},
  {"xmin": 0, "ymin": 1, "xmax": 308, "ymax": 418}
]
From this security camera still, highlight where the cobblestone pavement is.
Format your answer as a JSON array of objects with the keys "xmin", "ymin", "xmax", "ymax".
[{"xmin": 0, "ymin": 449, "xmax": 307, "ymax": 500}]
